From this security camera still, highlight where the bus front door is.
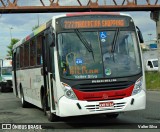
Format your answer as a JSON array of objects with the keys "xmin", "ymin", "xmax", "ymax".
[
  {"xmin": 47, "ymin": 34, "xmax": 56, "ymax": 112},
  {"xmin": 43, "ymin": 29, "xmax": 56, "ymax": 112}
]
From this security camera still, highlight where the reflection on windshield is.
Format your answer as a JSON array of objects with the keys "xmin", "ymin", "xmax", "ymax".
[
  {"xmin": 58, "ymin": 30, "xmax": 142, "ymax": 79},
  {"xmin": 2, "ymin": 67, "xmax": 12, "ymax": 75},
  {"xmin": 101, "ymin": 31, "xmax": 141, "ymax": 77},
  {"xmin": 58, "ymin": 32, "xmax": 103, "ymax": 79}
]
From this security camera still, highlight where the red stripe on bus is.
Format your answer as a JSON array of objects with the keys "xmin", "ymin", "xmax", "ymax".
[
  {"xmin": 66, "ymin": 12, "xmax": 120, "ymax": 17},
  {"xmin": 72, "ymin": 85, "xmax": 134, "ymax": 101}
]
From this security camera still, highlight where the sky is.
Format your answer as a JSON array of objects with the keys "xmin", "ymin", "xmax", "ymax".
[{"xmin": 0, "ymin": 11, "xmax": 157, "ymax": 58}]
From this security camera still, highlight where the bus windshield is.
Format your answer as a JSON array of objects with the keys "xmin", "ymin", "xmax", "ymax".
[
  {"xmin": 58, "ymin": 30, "xmax": 141, "ymax": 79},
  {"xmin": 2, "ymin": 67, "xmax": 12, "ymax": 76}
]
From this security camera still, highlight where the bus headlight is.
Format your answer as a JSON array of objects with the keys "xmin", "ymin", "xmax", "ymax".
[
  {"xmin": 132, "ymin": 77, "xmax": 142, "ymax": 95},
  {"xmin": 61, "ymin": 82, "xmax": 77, "ymax": 100}
]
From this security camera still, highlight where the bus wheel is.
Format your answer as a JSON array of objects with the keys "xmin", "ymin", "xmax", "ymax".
[
  {"xmin": 21, "ymin": 89, "xmax": 29, "ymax": 108},
  {"xmin": 42, "ymin": 96, "xmax": 47, "ymax": 115},
  {"xmin": 0, "ymin": 86, "xmax": 3, "ymax": 92},
  {"xmin": 105, "ymin": 113, "xmax": 119, "ymax": 119},
  {"xmin": 0, "ymin": 83, "xmax": 5, "ymax": 92},
  {"xmin": 47, "ymin": 111, "xmax": 59, "ymax": 122}
]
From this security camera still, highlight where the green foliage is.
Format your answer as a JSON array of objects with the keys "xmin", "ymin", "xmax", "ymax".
[
  {"xmin": 145, "ymin": 72, "xmax": 160, "ymax": 90},
  {"xmin": 32, "ymin": 25, "xmax": 39, "ymax": 31},
  {"xmin": 142, "ymin": 48, "xmax": 149, "ymax": 52},
  {"xmin": 7, "ymin": 38, "xmax": 20, "ymax": 56}
]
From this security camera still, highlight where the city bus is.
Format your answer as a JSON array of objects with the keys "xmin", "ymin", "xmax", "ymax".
[
  {"xmin": 0, "ymin": 58, "xmax": 13, "ymax": 92},
  {"xmin": 12, "ymin": 12, "xmax": 146, "ymax": 122}
]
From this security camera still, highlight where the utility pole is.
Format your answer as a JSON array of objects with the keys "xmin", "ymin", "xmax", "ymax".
[
  {"xmin": 9, "ymin": 27, "xmax": 13, "ymax": 41},
  {"xmin": 37, "ymin": 14, "xmax": 39, "ymax": 26}
]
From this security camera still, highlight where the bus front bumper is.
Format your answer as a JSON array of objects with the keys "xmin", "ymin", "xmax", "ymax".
[{"xmin": 57, "ymin": 90, "xmax": 146, "ymax": 117}]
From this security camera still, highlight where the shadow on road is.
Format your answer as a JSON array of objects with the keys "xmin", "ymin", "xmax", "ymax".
[{"xmin": 46, "ymin": 114, "xmax": 135, "ymax": 129}]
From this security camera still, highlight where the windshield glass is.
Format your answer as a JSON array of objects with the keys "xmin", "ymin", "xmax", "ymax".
[
  {"xmin": 58, "ymin": 32, "xmax": 103, "ymax": 79},
  {"xmin": 153, "ymin": 60, "xmax": 158, "ymax": 67},
  {"xmin": 58, "ymin": 30, "xmax": 141, "ymax": 79},
  {"xmin": 101, "ymin": 30, "xmax": 141, "ymax": 77},
  {"xmin": 2, "ymin": 67, "xmax": 12, "ymax": 75}
]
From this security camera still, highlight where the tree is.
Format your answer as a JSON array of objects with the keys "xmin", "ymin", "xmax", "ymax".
[{"xmin": 7, "ymin": 38, "xmax": 19, "ymax": 57}]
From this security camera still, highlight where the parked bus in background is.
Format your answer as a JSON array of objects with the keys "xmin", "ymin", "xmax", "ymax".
[
  {"xmin": 0, "ymin": 57, "xmax": 13, "ymax": 92},
  {"xmin": 12, "ymin": 12, "xmax": 146, "ymax": 122}
]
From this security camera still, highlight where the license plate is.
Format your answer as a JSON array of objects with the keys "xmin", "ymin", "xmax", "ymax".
[{"xmin": 99, "ymin": 102, "xmax": 114, "ymax": 108}]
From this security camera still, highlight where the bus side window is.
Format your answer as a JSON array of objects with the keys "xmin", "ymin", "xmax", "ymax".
[
  {"xmin": 30, "ymin": 38, "xmax": 37, "ymax": 66},
  {"xmin": 24, "ymin": 42, "xmax": 29, "ymax": 67},
  {"xmin": 16, "ymin": 47, "xmax": 20, "ymax": 69},
  {"xmin": 37, "ymin": 35, "xmax": 42, "ymax": 65},
  {"xmin": 20, "ymin": 45, "xmax": 24, "ymax": 68},
  {"xmin": 148, "ymin": 61, "xmax": 153, "ymax": 68}
]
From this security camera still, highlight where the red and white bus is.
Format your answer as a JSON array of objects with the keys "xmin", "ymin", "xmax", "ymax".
[{"xmin": 12, "ymin": 12, "xmax": 146, "ymax": 121}]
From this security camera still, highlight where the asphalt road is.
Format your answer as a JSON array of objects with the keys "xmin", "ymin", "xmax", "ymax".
[{"xmin": 0, "ymin": 91, "xmax": 159, "ymax": 130}]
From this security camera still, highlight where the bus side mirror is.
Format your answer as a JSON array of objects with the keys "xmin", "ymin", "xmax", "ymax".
[
  {"xmin": 45, "ymin": 27, "xmax": 55, "ymax": 47},
  {"xmin": 136, "ymin": 26, "xmax": 144, "ymax": 43},
  {"xmin": 138, "ymin": 30, "xmax": 144, "ymax": 43},
  {"xmin": 48, "ymin": 27, "xmax": 55, "ymax": 47}
]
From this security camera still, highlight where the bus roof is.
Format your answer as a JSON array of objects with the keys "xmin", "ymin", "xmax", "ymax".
[
  {"xmin": 13, "ymin": 12, "xmax": 131, "ymax": 49},
  {"xmin": 13, "ymin": 19, "xmax": 52, "ymax": 49},
  {"xmin": 66, "ymin": 12, "xmax": 131, "ymax": 16}
]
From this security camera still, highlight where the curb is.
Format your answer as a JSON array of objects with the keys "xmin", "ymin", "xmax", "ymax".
[{"xmin": 147, "ymin": 89, "xmax": 160, "ymax": 91}]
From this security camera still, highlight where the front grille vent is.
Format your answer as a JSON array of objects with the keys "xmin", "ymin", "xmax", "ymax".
[{"xmin": 74, "ymin": 81, "xmax": 133, "ymax": 92}]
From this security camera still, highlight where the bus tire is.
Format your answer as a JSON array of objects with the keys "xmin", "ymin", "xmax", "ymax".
[
  {"xmin": 42, "ymin": 95, "xmax": 47, "ymax": 116},
  {"xmin": 0, "ymin": 83, "xmax": 5, "ymax": 92},
  {"xmin": 0, "ymin": 85, "xmax": 3, "ymax": 92},
  {"xmin": 47, "ymin": 111, "xmax": 59, "ymax": 122},
  {"xmin": 105, "ymin": 113, "xmax": 119, "ymax": 119},
  {"xmin": 20, "ymin": 88, "xmax": 29, "ymax": 108}
]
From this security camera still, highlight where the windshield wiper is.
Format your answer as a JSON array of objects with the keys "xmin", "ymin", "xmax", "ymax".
[
  {"xmin": 74, "ymin": 29, "xmax": 95, "ymax": 61},
  {"xmin": 111, "ymin": 28, "xmax": 119, "ymax": 62},
  {"xmin": 111, "ymin": 28, "xmax": 119, "ymax": 53}
]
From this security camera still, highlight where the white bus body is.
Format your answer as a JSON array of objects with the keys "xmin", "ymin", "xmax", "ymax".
[{"xmin": 12, "ymin": 12, "xmax": 146, "ymax": 121}]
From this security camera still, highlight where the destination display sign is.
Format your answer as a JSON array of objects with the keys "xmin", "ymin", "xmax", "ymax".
[{"xmin": 59, "ymin": 16, "xmax": 129, "ymax": 29}]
